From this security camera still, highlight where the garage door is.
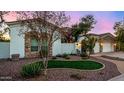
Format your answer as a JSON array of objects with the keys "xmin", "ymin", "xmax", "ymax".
[
  {"xmin": 103, "ymin": 42, "xmax": 112, "ymax": 52},
  {"xmin": 0, "ymin": 42, "xmax": 10, "ymax": 59}
]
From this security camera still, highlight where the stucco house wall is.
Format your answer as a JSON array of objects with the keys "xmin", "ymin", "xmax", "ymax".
[
  {"xmin": 10, "ymin": 24, "xmax": 25, "ymax": 58},
  {"xmin": 61, "ymin": 43, "xmax": 76, "ymax": 54},
  {"xmin": 52, "ymin": 39, "xmax": 62, "ymax": 56}
]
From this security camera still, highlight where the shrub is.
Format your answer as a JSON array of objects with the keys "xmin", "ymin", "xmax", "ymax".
[
  {"xmin": 52, "ymin": 56, "xmax": 57, "ymax": 59},
  {"xmin": 65, "ymin": 56, "xmax": 70, "ymax": 59},
  {"xmin": 80, "ymin": 53, "xmax": 88, "ymax": 57},
  {"xmin": 62, "ymin": 53, "xmax": 68, "ymax": 58},
  {"xmin": 56, "ymin": 54, "xmax": 62, "ymax": 57},
  {"xmin": 70, "ymin": 53, "xmax": 76, "ymax": 56},
  {"xmin": 21, "ymin": 62, "xmax": 43, "ymax": 77}
]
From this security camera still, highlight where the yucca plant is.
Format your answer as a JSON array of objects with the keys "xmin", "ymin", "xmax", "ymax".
[{"xmin": 21, "ymin": 62, "xmax": 43, "ymax": 77}]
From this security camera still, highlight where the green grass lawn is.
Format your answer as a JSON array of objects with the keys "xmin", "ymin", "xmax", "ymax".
[
  {"xmin": 40, "ymin": 60, "xmax": 103, "ymax": 70},
  {"xmin": 21, "ymin": 60, "xmax": 103, "ymax": 77}
]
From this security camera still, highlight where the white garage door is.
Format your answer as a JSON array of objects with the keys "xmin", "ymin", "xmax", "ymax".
[
  {"xmin": 0, "ymin": 42, "xmax": 10, "ymax": 59},
  {"xmin": 103, "ymin": 42, "xmax": 112, "ymax": 52}
]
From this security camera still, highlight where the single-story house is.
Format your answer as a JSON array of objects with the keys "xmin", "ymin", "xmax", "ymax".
[
  {"xmin": 0, "ymin": 21, "xmax": 76, "ymax": 59},
  {"xmin": 0, "ymin": 20, "xmax": 116, "ymax": 59},
  {"xmin": 76, "ymin": 33, "xmax": 116, "ymax": 53}
]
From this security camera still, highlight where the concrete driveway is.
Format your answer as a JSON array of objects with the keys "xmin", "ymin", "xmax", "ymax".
[
  {"xmin": 91, "ymin": 52, "xmax": 124, "ymax": 80},
  {"xmin": 91, "ymin": 52, "xmax": 124, "ymax": 74}
]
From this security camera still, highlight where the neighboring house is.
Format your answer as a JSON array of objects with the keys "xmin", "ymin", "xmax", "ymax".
[{"xmin": 76, "ymin": 33, "xmax": 116, "ymax": 53}]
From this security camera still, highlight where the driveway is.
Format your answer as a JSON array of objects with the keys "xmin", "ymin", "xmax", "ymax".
[
  {"xmin": 91, "ymin": 52, "xmax": 124, "ymax": 81},
  {"xmin": 91, "ymin": 52, "xmax": 124, "ymax": 74}
]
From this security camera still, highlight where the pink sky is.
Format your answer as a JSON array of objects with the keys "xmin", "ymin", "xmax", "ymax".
[{"xmin": 3, "ymin": 11, "xmax": 124, "ymax": 34}]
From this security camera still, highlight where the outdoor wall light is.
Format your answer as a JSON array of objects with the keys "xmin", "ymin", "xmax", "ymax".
[
  {"xmin": 76, "ymin": 42, "xmax": 81, "ymax": 48},
  {"xmin": 100, "ymin": 43, "xmax": 103, "ymax": 46},
  {"xmin": 114, "ymin": 43, "xmax": 117, "ymax": 46}
]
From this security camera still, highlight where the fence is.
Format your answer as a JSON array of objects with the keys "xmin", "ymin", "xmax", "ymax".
[
  {"xmin": 61, "ymin": 43, "xmax": 76, "ymax": 54},
  {"xmin": 0, "ymin": 42, "xmax": 10, "ymax": 59}
]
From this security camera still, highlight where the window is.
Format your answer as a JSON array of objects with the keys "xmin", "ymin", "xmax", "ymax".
[
  {"xmin": 31, "ymin": 38, "xmax": 38, "ymax": 52},
  {"xmin": 41, "ymin": 40, "xmax": 48, "ymax": 55}
]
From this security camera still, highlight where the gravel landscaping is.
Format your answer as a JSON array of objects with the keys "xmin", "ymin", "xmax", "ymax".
[{"xmin": 0, "ymin": 56, "xmax": 121, "ymax": 81}]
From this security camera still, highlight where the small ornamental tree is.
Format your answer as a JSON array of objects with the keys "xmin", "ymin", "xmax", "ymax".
[{"xmin": 17, "ymin": 11, "xmax": 70, "ymax": 75}]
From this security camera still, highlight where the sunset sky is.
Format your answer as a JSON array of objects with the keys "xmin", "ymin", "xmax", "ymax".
[{"xmin": 4, "ymin": 11, "xmax": 124, "ymax": 34}]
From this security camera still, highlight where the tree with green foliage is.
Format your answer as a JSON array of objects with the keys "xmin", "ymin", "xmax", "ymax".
[
  {"xmin": 114, "ymin": 21, "xmax": 124, "ymax": 51},
  {"xmin": 71, "ymin": 15, "xmax": 96, "ymax": 41},
  {"xmin": 72, "ymin": 15, "xmax": 96, "ymax": 56}
]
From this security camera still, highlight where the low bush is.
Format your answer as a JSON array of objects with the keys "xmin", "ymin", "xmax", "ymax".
[
  {"xmin": 56, "ymin": 54, "xmax": 62, "ymax": 57},
  {"xmin": 70, "ymin": 53, "xmax": 76, "ymax": 56},
  {"xmin": 52, "ymin": 56, "xmax": 57, "ymax": 59},
  {"xmin": 21, "ymin": 62, "xmax": 43, "ymax": 77},
  {"xmin": 65, "ymin": 56, "xmax": 70, "ymax": 59},
  {"xmin": 62, "ymin": 53, "xmax": 68, "ymax": 58},
  {"xmin": 80, "ymin": 53, "xmax": 88, "ymax": 57}
]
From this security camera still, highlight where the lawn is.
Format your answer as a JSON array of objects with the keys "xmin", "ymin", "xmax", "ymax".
[
  {"xmin": 21, "ymin": 60, "xmax": 103, "ymax": 78},
  {"xmin": 39, "ymin": 60, "xmax": 103, "ymax": 70}
]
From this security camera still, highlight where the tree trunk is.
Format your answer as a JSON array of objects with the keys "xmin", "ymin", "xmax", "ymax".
[{"xmin": 42, "ymin": 41, "xmax": 51, "ymax": 78}]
